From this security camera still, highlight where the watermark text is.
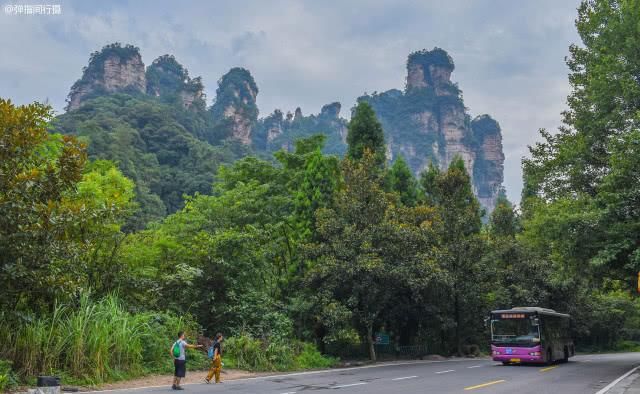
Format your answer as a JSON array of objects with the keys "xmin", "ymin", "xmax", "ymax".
[{"xmin": 4, "ymin": 4, "xmax": 61, "ymax": 15}]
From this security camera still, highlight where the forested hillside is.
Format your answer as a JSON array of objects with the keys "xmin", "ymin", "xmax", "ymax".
[{"xmin": 1, "ymin": 0, "xmax": 640, "ymax": 390}]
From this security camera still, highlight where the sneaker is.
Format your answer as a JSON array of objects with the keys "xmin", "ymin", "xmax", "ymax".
[
  {"xmin": 171, "ymin": 384, "xmax": 177, "ymax": 390},
  {"xmin": 204, "ymin": 378, "xmax": 211, "ymax": 384}
]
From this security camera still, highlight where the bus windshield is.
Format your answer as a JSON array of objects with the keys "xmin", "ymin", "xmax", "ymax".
[{"xmin": 491, "ymin": 317, "xmax": 540, "ymax": 344}]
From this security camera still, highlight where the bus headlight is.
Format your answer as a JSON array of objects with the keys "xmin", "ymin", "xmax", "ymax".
[
  {"xmin": 528, "ymin": 351, "xmax": 540, "ymax": 356},
  {"xmin": 493, "ymin": 351, "xmax": 501, "ymax": 355}
]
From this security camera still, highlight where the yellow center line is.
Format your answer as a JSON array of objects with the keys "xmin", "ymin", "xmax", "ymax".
[
  {"xmin": 464, "ymin": 380, "xmax": 506, "ymax": 391},
  {"xmin": 540, "ymin": 365, "xmax": 558, "ymax": 372}
]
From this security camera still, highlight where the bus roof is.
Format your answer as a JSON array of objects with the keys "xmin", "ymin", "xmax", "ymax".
[{"xmin": 491, "ymin": 307, "xmax": 570, "ymax": 319}]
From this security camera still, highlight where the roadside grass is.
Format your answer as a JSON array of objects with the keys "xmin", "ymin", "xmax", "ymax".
[
  {"xmin": 0, "ymin": 294, "xmax": 200, "ymax": 388},
  {"xmin": 576, "ymin": 340, "xmax": 640, "ymax": 354},
  {"xmin": 0, "ymin": 295, "xmax": 336, "ymax": 390}
]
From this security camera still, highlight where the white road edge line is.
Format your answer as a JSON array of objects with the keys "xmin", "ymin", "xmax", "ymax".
[
  {"xmin": 595, "ymin": 365, "xmax": 640, "ymax": 394},
  {"xmin": 333, "ymin": 382, "xmax": 367, "ymax": 389},
  {"xmin": 280, "ymin": 392, "xmax": 297, "ymax": 394},
  {"xmin": 435, "ymin": 369, "xmax": 455, "ymax": 374},
  {"xmin": 84, "ymin": 359, "xmax": 487, "ymax": 393},
  {"xmin": 467, "ymin": 365, "xmax": 481, "ymax": 369},
  {"xmin": 392, "ymin": 376, "xmax": 418, "ymax": 381}
]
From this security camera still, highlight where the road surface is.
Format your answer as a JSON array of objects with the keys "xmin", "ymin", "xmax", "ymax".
[{"xmin": 90, "ymin": 353, "xmax": 640, "ymax": 394}]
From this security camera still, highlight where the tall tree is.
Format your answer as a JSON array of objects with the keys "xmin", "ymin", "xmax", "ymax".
[
  {"xmin": 421, "ymin": 156, "xmax": 485, "ymax": 355},
  {"xmin": 522, "ymin": 0, "xmax": 640, "ymax": 285},
  {"xmin": 388, "ymin": 155, "xmax": 418, "ymax": 206},
  {"xmin": 346, "ymin": 101, "xmax": 386, "ymax": 166},
  {"xmin": 305, "ymin": 151, "xmax": 440, "ymax": 360},
  {"xmin": 524, "ymin": 0, "xmax": 640, "ymax": 199}
]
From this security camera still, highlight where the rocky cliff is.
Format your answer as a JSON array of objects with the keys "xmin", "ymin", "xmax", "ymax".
[
  {"xmin": 209, "ymin": 68, "xmax": 259, "ymax": 145},
  {"xmin": 66, "ymin": 43, "xmax": 147, "ymax": 111},
  {"xmin": 254, "ymin": 101, "xmax": 348, "ymax": 155},
  {"xmin": 471, "ymin": 115, "xmax": 505, "ymax": 212},
  {"xmin": 146, "ymin": 55, "xmax": 205, "ymax": 109},
  {"xmin": 360, "ymin": 48, "xmax": 505, "ymax": 212},
  {"xmin": 66, "ymin": 44, "xmax": 207, "ymax": 112}
]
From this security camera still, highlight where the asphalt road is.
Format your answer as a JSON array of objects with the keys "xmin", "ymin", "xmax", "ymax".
[{"xmin": 91, "ymin": 353, "xmax": 640, "ymax": 394}]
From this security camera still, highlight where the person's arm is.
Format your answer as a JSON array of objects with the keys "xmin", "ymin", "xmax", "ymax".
[{"xmin": 185, "ymin": 342, "xmax": 203, "ymax": 349}]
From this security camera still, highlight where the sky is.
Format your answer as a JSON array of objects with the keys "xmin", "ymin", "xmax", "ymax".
[{"xmin": 0, "ymin": 0, "xmax": 582, "ymax": 204}]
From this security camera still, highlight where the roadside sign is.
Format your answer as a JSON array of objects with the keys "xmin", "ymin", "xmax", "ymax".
[{"xmin": 374, "ymin": 333, "xmax": 389, "ymax": 345}]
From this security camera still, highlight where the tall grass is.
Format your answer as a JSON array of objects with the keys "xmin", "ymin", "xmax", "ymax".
[
  {"xmin": 0, "ymin": 296, "xmax": 334, "ymax": 386},
  {"xmin": 0, "ymin": 294, "xmax": 195, "ymax": 385}
]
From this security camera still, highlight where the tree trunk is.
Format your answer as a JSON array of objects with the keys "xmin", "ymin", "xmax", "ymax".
[
  {"xmin": 367, "ymin": 324, "xmax": 376, "ymax": 361},
  {"xmin": 454, "ymin": 292, "xmax": 462, "ymax": 356}
]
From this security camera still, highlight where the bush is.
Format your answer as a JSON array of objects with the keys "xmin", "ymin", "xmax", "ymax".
[
  {"xmin": 295, "ymin": 343, "xmax": 337, "ymax": 369},
  {"xmin": 223, "ymin": 335, "xmax": 269, "ymax": 371},
  {"xmin": 0, "ymin": 360, "xmax": 18, "ymax": 391},
  {"xmin": 223, "ymin": 334, "xmax": 336, "ymax": 372},
  {"xmin": 613, "ymin": 340, "xmax": 640, "ymax": 352}
]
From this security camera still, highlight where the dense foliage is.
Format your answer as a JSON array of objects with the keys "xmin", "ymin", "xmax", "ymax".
[
  {"xmin": 50, "ymin": 94, "xmax": 241, "ymax": 230},
  {"xmin": 146, "ymin": 54, "xmax": 205, "ymax": 109},
  {"xmin": 407, "ymin": 47, "xmax": 455, "ymax": 74}
]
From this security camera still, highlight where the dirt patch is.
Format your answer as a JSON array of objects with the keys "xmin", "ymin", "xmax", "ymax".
[{"xmin": 75, "ymin": 369, "xmax": 269, "ymax": 392}]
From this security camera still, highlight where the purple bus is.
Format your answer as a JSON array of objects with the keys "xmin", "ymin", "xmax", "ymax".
[{"xmin": 489, "ymin": 307, "xmax": 574, "ymax": 365}]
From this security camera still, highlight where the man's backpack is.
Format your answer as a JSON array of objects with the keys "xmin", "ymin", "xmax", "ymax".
[{"xmin": 172, "ymin": 341, "xmax": 181, "ymax": 358}]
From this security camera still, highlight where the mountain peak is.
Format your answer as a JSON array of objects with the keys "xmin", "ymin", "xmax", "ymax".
[
  {"xmin": 146, "ymin": 54, "xmax": 205, "ymax": 109},
  {"xmin": 66, "ymin": 43, "xmax": 146, "ymax": 111},
  {"xmin": 406, "ymin": 47, "xmax": 455, "ymax": 92}
]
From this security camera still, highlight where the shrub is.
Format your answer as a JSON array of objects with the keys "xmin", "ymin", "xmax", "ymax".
[
  {"xmin": 223, "ymin": 334, "xmax": 336, "ymax": 372},
  {"xmin": 0, "ymin": 360, "xmax": 17, "ymax": 391},
  {"xmin": 295, "ymin": 343, "xmax": 337, "ymax": 370}
]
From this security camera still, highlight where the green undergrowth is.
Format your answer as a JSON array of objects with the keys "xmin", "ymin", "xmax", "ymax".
[{"xmin": 223, "ymin": 335, "xmax": 338, "ymax": 372}]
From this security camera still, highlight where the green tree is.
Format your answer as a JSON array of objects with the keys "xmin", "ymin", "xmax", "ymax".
[
  {"xmin": 421, "ymin": 156, "xmax": 485, "ymax": 355},
  {"xmin": 519, "ymin": 0, "xmax": 640, "ymax": 349},
  {"xmin": 307, "ymin": 151, "xmax": 440, "ymax": 360},
  {"xmin": 489, "ymin": 195, "xmax": 518, "ymax": 238},
  {"xmin": 293, "ymin": 147, "xmax": 340, "ymax": 237},
  {"xmin": 346, "ymin": 102, "xmax": 386, "ymax": 166},
  {"xmin": 387, "ymin": 155, "xmax": 418, "ymax": 206},
  {"xmin": 0, "ymin": 99, "xmax": 134, "ymax": 312},
  {"xmin": 522, "ymin": 0, "xmax": 640, "ymax": 286},
  {"xmin": 524, "ymin": 0, "xmax": 640, "ymax": 199}
]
